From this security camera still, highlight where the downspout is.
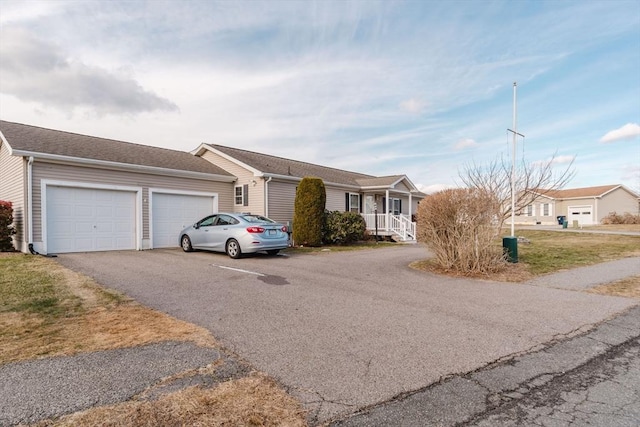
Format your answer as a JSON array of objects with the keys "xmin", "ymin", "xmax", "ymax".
[
  {"xmin": 27, "ymin": 156, "xmax": 34, "ymax": 253},
  {"xmin": 264, "ymin": 176, "xmax": 272, "ymax": 217},
  {"xmin": 594, "ymin": 196, "xmax": 598, "ymax": 225}
]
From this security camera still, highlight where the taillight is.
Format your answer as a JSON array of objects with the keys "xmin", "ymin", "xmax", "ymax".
[
  {"xmin": 281, "ymin": 226, "xmax": 288, "ymax": 232},
  {"xmin": 246, "ymin": 226, "xmax": 265, "ymax": 233}
]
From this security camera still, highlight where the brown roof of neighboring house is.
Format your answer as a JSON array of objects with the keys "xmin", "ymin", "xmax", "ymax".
[
  {"xmin": 209, "ymin": 144, "xmax": 376, "ymax": 186},
  {"xmin": 535, "ymin": 184, "xmax": 621, "ymax": 199},
  {"xmin": 0, "ymin": 120, "xmax": 233, "ymax": 177}
]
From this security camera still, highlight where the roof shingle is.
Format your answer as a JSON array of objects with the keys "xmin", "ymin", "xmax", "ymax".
[
  {"xmin": 209, "ymin": 144, "xmax": 375, "ymax": 186},
  {"xmin": 1, "ymin": 120, "xmax": 233, "ymax": 176}
]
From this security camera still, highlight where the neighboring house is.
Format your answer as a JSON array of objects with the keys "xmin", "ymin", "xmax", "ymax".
[
  {"xmin": 0, "ymin": 121, "xmax": 424, "ymax": 254},
  {"xmin": 516, "ymin": 184, "xmax": 640, "ymax": 226}
]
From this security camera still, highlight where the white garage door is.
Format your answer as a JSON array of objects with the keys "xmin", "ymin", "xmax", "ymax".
[
  {"xmin": 151, "ymin": 193, "xmax": 216, "ymax": 248},
  {"xmin": 568, "ymin": 205, "xmax": 593, "ymax": 226},
  {"xmin": 47, "ymin": 186, "xmax": 137, "ymax": 253}
]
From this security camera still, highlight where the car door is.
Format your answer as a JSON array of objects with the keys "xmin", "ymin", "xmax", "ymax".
[
  {"xmin": 207, "ymin": 214, "xmax": 239, "ymax": 250},
  {"xmin": 189, "ymin": 215, "xmax": 217, "ymax": 249}
]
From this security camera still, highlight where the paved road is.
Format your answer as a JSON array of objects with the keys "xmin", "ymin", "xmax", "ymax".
[
  {"xmin": 332, "ymin": 306, "xmax": 640, "ymax": 426},
  {"xmin": 55, "ymin": 246, "xmax": 636, "ymax": 423}
]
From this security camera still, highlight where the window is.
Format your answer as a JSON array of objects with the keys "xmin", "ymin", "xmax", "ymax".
[
  {"xmin": 524, "ymin": 204, "xmax": 533, "ymax": 216},
  {"xmin": 198, "ymin": 215, "xmax": 217, "ymax": 227},
  {"xmin": 349, "ymin": 193, "xmax": 360, "ymax": 212},
  {"xmin": 541, "ymin": 203, "xmax": 550, "ymax": 216},
  {"xmin": 235, "ymin": 184, "xmax": 249, "ymax": 206},
  {"xmin": 393, "ymin": 198, "xmax": 401, "ymax": 215},
  {"xmin": 346, "ymin": 193, "xmax": 360, "ymax": 213}
]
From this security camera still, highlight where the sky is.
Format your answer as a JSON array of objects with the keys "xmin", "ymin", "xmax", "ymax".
[{"xmin": 1, "ymin": 0, "xmax": 639, "ymax": 194}]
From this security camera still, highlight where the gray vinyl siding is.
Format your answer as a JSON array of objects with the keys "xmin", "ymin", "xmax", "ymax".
[
  {"xmin": 199, "ymin": 151, "xmax": 264, "ymax": 215},
  {"xmin": 599, "ymin": 188, "xmax": 639, "ymax": 221},
  {"xmin": 326, "ymin": 186, "xmax": 350, "ymax": 212},
  {"xmin": 267, "ymin": 179, "xmax": 297, "ymax": 225},
  {"xmin": 30, "ymin": 161, "xmax": 234, "ymax": 243},
  {"xmin": 0, "ymin": 145, "xmax": 25, "ymax": 250}
]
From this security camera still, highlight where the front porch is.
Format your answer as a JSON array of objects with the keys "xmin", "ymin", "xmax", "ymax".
[{"xmin": 361, "ymin": 213, "xmax": 417, "ymax": 242}]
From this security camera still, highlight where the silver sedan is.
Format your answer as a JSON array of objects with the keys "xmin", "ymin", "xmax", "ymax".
[{"xmin": 179, "ymin": 213, "xmax": 289, "ymax": 258}]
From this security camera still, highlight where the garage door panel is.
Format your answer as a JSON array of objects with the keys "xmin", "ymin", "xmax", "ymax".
[
  {"xmin": 152, "ymin": 193, "xmax": 215, "ymax": 248},
  {"xmin": 47, "ymin": 186, "xmax": 137, "ymax": 253}
]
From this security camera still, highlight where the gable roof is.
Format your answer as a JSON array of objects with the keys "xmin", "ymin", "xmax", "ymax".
[
  {"xmin": 534, "ymin": 184, "xmax": 627, "ymax": 199},
  {"xmin": 197, "ymin": 144, "xmax": 424, "ymax": 193},
  {"xmin": 0, "ymin": 120, "xmax": 234, "ymax": 179},
  {"xmin": 199, "ymin": 143, "xmax": 373, "ymax": 187}
]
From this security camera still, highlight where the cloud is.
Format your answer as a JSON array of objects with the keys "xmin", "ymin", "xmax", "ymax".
[
  {"xmin": 453, "ymin": 138, "xmax": 478, "ymax": 150},
  {"xmin": 417, "ymin": 183, "xmax": 455, "ymax": 194},
  {"xmin": 0, "ymin": 27, "xmax": 178, "ymax": 115},
  {"xmin": 531, "ymin": 154, "xmax": 576, "ymax": 167},
  {"xmin": 600, "ymin": 123, "xmax": 640, "ymax": 143},
  {"xmin": 399, "ymin": 98, "xmax": 426, "ymax": 114}
]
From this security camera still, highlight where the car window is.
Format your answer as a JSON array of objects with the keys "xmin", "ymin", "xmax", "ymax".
[
  {"xmin": 198, "ymin": 215, "xmax": 217, "ymax": 227},
  {"xmin": 216, "ymin": 214, "xmax": 238, "ymax": 226},
  {"xmin": 240, "ymin": 214, "xmax": 275, "ymax": 224}
]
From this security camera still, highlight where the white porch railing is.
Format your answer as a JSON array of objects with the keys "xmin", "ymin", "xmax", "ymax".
[{"xmin": 361, "ymin": 213, "xmax": 416, "ymax": 241}]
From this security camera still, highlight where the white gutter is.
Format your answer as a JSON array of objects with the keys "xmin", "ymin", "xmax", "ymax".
[
  {"xmin": 11, "ymin": 150, "xmax": 236, "ymax": 182},
  {"xmin": 27, "ymin": 156, "xmax": 34, "ymax": 247},
  {"xmin": 264, "ymin": 176, "xmax": 272, "ymax": 217}
]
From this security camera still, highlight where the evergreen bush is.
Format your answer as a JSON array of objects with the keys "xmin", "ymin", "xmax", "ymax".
[
  {"xmin": 323, "ymin": 211, "xmax": 366, "ymax": 244},
  {"xmin": 293, "ymin": 177, "xmax": 326, "ymax": 246}
]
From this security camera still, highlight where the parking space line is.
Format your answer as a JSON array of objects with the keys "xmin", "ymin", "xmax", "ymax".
[{"xmin": 211, "ymin": 264, "xmax": 265, "ymax": 276}]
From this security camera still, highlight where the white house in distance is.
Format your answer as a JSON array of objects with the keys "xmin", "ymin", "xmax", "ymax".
[
  {"xmin": 0, "ymin": 120, "xmax": 424, "ymax": 254},
  {"xmin": 516, "ymin": 184, "xmax": 640, "ymax": 226}
]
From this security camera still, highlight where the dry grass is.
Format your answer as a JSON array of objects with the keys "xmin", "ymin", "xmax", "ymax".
[
  {"xmin": 583, "ymin": 224, "xmax": 640, "ymax": 232},
  {"xmin": 409, "ymin": 258, "xmax": 533, "ymax": 282},
  {"xmin": 410, "ymin": 230, "xmax": 640, "ymax": 282},
  {"xmin": 34, "ymin": 372, "xmax": 307, "ymax": 427},
  {"xmin": 1, "ymin": 254, "xmax": 215, "ymax": 364},
  {"xmin": 2, "ymin": 253, "xmax": 308, "ymax": 426},
  {"xmin": 587, "ymin": 275, "xmax": 640, "ymax": 299}
]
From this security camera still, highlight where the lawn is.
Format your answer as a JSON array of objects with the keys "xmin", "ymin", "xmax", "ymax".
[
  {"xmin": 0, "ymin": 253, "xmax": 307, "ymax": 426},
  {"xmin": 515, "ymin": 229, "xmax": 640, "ymax": 275}
]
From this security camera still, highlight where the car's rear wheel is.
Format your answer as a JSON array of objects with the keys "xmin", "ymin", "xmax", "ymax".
[
  {"xmin": 181, "ymin": 235, "xmax": 193, "ymax": 252},
  {"xmin": 267, "ymin": 249, "xmax": 280, "ymax": 256},
  {"xmin": 226, "ymin": 239, "xmax": 242, "ymax": 259}
]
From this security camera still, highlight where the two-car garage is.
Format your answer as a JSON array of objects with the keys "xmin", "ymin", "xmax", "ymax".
[{"xmin": 43, "ymin": 182, "xmax": 218, "ymax": 254}]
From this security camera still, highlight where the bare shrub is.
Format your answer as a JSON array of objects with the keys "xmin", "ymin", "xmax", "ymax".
[
  {"xmin": 417, "ymin": 188, "xmax": 507, "ymax": 274},
  {"xmin": 602, "ymin": 211, "xmax": 640, "ymax": 225},
  {"xmin": 460, "ymin": 152, "xmax": 575, "ymax": 229}
]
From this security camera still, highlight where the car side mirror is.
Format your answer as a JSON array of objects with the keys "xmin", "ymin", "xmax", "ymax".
[{"xmin": 194, "ymin": 223, "xmax": 200, "ymax": 229}]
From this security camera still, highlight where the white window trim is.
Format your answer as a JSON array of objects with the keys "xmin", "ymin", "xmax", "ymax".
[{"xmin": 349, "ymin": 192, "xmax": 360, "ymax": 213}]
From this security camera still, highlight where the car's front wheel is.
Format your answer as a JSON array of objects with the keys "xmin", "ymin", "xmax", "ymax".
[
  {"xmin": 181, "ymin": 235, "xmax": 193, "ymax": 252},
  {"xmin": 226, "ymin": 239, "xmax": 242, "ymax": 259}
]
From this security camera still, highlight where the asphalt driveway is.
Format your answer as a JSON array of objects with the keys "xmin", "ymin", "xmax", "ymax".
[{"xmin": 56, "ymin": 246, "xmax": 636, "ymax": 423}]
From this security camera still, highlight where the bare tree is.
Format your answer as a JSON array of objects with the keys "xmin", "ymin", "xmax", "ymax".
[{"xmin": 460, "ymin": 152, "xmax": 575, "ymax": 228}]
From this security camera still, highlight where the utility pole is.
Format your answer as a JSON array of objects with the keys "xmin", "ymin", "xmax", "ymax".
[{"xmin": 507, "ymin": 82, "xmax": 524, "ymax": 237}]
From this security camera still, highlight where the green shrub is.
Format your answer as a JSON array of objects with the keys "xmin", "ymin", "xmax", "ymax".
[
  {"xmin": 0, "ymin": 200, "xmax": 16, "ymax": 252},
  {"xmin": 323, "ymin": 211, "xmax": 366, "ymax": 244},
  {"xmin": 293, "ymin": 177, "xmax": 326, "ymax": 246}
]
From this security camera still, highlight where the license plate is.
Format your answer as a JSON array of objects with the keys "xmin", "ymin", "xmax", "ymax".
[{"xmin": 268, "ymin": 229, "xmax": 276, "ymax": 235}]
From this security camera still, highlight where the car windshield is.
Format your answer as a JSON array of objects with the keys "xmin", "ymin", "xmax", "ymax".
[{"xmin": 240, "ymin": 214, "xmax": 275, "ymax": 224}]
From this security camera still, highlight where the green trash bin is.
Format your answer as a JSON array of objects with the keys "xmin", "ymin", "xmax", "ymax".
[
  {"xmin": 503, "ymin": 236, "xmax": 518, "ymax": 263},
  {"xmin": 562, "ymin": 219, "xmax": 568, "ymax": 229}
]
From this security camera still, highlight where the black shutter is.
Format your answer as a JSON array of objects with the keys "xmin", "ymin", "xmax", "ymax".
[
  {"xmin": 382, "ymin": 197, "xmax": 386, "ymax": 212},
  {"xmin": 399, "ymin": 199, "xmax": 402, "ymax": 214},
  {"xmin": 345, "ymin": 193, "xmax": 350, "ymax": 211},
  {"xmin": 243, "ymin": 184, "xmax": 249, "ymax": 206},
  {"xmin": 359, "ymin": 195, "xmax": 363, "ymax": 213}
]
